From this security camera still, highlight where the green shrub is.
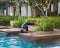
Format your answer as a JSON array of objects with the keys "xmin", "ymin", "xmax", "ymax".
[
  {"xmin": 27, "ymin": 18, "xmax": 37, "ymax": 22},
  {"xmin": 35, "ymin": 18, "xmax": 54, "ymax": 31},
  {"xmin": 0, "ymin": 16, "xmax": 19, "ymax": 25},
  {"xmin": 0, "ymin": 16, "xmax": 28, "ymax": 26},
  {"xmin": 12, "ymin": 20, "xmax": 21, "ymax": 28},
  {"xmin": 54, "ymin": 17, "xmax": 60, "ymax": 29},
  {"xmin": 26, "ymin": 17, "xmax": 54, "ymax": 31},
  {"xmin": 0, "ymin": 18, "xmax": 10, "ymax": 25},
  {"xmin": 12, "ymin": 17, "xmax": 27, "ymax": 28}
]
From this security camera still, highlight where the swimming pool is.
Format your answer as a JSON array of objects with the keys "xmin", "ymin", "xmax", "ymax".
[{"xmin": 0, "ymin": 32, "xmax": 60, "ymax": 48}]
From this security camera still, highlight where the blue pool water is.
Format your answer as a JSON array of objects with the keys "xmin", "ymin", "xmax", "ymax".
[{"xmin": 0, "ymin": 32, "xmax": 60, "ymax": 48}]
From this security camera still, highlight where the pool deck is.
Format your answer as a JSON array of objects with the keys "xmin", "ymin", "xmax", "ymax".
[
  {"xmin": 19, "ymin": 29, "xmax": 60, "ymax": 39},
  {"xmin": 0, "ymin": 26, "xmax": 21, "ymax": 33},
  {"xmin": 0, "ymin": 26, "xmax": 60, "ymax": 39},
  {"xmin": 0, "ymin": 28, "xmax": 21, "ymax": 32}
]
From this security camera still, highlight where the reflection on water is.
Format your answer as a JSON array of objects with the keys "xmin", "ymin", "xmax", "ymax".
[{"xmin": 0, "ymin": 32, "xmax": 60, "ymax": 48}]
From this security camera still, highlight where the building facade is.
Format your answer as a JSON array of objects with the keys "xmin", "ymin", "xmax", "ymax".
[
  {"xmin": 0, "ymin": 0, "xmax": 32, "ymax": 16},
  {"xmin": 0, "ymin": 0, "xmax": 60, "ymax": 16}
]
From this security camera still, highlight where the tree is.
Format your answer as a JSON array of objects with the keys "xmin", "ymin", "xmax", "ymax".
[
  {"xmin": 12, "ymin": 0, "xmax": 30, "ymax": 16},
  {"xmin": 28, "ymin": 0, "xmax": 51, "ymax": 17},
  {"xmin": 12, "ymin": 0, "xmax": 52, "ymax": 17},
  {"xmin": 12, "ymin": 0, "xmax": 24, "ymax": 16}
]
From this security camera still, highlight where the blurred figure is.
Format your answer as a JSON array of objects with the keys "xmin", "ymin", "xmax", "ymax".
[{"xmin": 20, "ymin": 20, "xmax": 36, "ymax": 33}]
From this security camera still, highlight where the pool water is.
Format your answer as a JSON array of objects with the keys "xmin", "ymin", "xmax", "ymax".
[{"xmin": 0, "ymin": 32, "xmax": 60, "ymax": 48}]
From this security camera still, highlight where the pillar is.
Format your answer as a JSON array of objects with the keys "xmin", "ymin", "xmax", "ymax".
[
  {"xmin": 28, "ymin": 6, "xmax": 31, "ymax": 16},
  {"xmin": 58, "ymin": 2, "xmax": 60, "ymax": 14},
  {"xmin": 9, "ymin": 6, "xmax": 14, "ymax": 16},
  {"xmin": 6, "ymin": 2, "xmax": 9, "ymax": 16},
  {"xmin": 21, "ymin": 4, "xmax": 28, "ymax": 16}
]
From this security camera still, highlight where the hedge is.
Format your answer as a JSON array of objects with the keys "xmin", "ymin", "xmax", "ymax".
[{"xmin": 0, "ymin": 16, "xmax": 18, "ymax": 25}]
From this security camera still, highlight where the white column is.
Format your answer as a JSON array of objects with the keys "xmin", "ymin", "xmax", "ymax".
[
  {"xmin": 21, "ymin": 4, "xmax": 28, "ymax": 16},
  {"xmin": 28, "ymin": 6, "xmax": 31, "ymax": 16},
  {"xmin": 9, "ymin": 6, "xmax": 14, "ymax": 16},
  {"xmin": 58, "ymin": 2, "xmax": 60, "ymax": 14},
  {"xmin": 6, "ymin": 2, "xmax": 8, "ymax": 16},
  {"xmin": 51, "ymin": 4, "xmax": 54, "ymax": 12},
  {"xmin": 4, "ymin": 10, "xmax": 6, "ymax": 16},
  {"xmin": 8, "ymin": 7, "xmax": 10, "ymax": 15},
  {"xmin": 7, "ymin": 6, "xmax": 14, "ymax": 16}
]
